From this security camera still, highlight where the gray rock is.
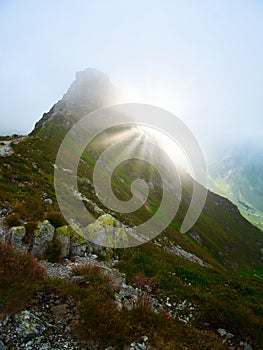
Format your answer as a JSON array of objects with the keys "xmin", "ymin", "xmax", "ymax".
[
  {"xmin": 44, "ymin": 198, "xmax": 53, "ymax": 205},
  {"xmin": 31, "ymin": 220, "xmax": 55, "ymax": 257},
  {"xmin": 14, "ymin": 310, "xmax": 52, "ymax": 338},
  {"xmin": 56, "ymin": 226, "xmax": 70, "ymax": 257},
  {"xmin": 226, "ymin": 332, "xmax": 234, "ymax": 339},
  {"xmin": 188, "ymin": 231, "xmax": 203, "ymax": 245},
  {"xmin": 0, "ymin": 222, "xmax": 6, "ymax": 244},
  {"xmin": 70, "ymin": 223, "xmax": 90, "ymax": 257},
  {"xmin": 217, "ymin": 328, "xmax": 227, "ymax": 337},
  {"xmin": 0, "ymin": 140, "xmax": 13, "ymax": 157},
  {"xmin": 163, "ymin": 241, "xmax": 209, "ymax": 267},
  {"xmin": 0, "ymin": 306, "xmax": 81, "ymax": 349},
  {"xmin": 130, "ymin": 343, "xmax": 149, "ymax": 350},
  {"xmin": 10, "ymin": 226, "xmax": 28, "ymax": 252}
]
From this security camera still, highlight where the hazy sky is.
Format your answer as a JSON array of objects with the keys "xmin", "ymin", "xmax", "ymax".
[{"xmin": 1, "ymin": 0, "xmax": 263, "ymax": 155}]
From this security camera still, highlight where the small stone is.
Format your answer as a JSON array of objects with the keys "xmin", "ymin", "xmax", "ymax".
[
  {"xmin": 226, "ymin": 332, "xmax": 234, "ymax": 339},
  {"xmin": 2, "ymin": 315, "xmax": 9, "ymax": 326},
  {"xmin": 217, "ymin": 328, "xmax": 227, "ymax": 337}
]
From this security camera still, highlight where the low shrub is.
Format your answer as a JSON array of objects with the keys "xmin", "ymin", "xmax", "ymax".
[
  {"xmin": 3, "ymin": 213, "xmax": 21, "ymax": 227},
  {"xmin": 0, "ymin": 243, "xmax": 45, "ymax": 313},
  {"xmin": 43, "ymin": 238, "xmax": 63, "ymax": 263},
  {"xmin": 45, "ymin": 211, "xmax": 67, "ymax": 228},
  {"xmin": 23, "ymin": 221, "xmax": 38, "ymax": 245}
]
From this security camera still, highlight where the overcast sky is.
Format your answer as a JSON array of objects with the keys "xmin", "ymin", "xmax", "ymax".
[{"xmin": 1, "ymin": 0, "xmax": 263, "ymax": 156}]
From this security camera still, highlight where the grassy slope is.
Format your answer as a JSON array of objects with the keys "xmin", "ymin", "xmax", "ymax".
[
  {"xmin": 1, "ymin": 117, "xmax": 263, "ymax": 347},
  {"xmin": 1, "ymin": 118, "xmax": 263, "ymax": 273}
]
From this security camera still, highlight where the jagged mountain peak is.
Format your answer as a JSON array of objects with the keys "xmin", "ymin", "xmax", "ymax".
[
  {"xmin": 63, "ymin": 67, "xmax": 113, "ymax": 104},
  {"xmin": 31, "ymin": 68, "xmax": 116, "ymax": 135}
]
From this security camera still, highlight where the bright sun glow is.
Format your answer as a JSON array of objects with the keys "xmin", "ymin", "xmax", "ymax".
[
  {"xmin": 116, "ymin": 83, "xmax": 187, "ymax": 118},
  {"xmin": 138, "ymin": 125, "xmax": 193, "ymax": 176}
]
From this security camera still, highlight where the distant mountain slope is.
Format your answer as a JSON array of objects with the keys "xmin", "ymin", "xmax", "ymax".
[{"xmin": 209, "ymin": 142, "xmax": 263, "ymax": 231}]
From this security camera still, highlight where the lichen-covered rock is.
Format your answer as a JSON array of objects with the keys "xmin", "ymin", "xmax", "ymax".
[
  {"xmin": 14, "ymin": 310, "xmax": 51, "ymax": 337},
  {"xmin": 69, "ymin": 223, "xmax": 90, "ymax": 256},
  {"xmin": 94, "ymin": 204, "xmax": 104, "ymax": 215},
  {"xmin": 85, "ymin": 214, "xmax": 128, "ymax": 248},
  {"xmin": 10, "ymin": 226, "xmax": 28, "ymax": 252},
  {"xmin": 31, "ymin": 220, "xmax": 55, "ymax": 257},
  {"xmin": 55, "ymin": 226, "xmax": 70, "ymax": 257},
  {"xmin": 82, "ymin": 197, "xmax": 104, "ymax": 216}
]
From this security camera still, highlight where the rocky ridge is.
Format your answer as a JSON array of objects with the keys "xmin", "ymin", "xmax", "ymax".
[{"xmin": 31, "ymin": 68, "xmax": 116, "ymax": 135}]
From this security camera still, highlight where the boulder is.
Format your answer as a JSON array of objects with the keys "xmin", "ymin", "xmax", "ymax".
[
  {"xmin": 70, "ymin": 223, "xmax": 90, "ymax": 256},
  {"xmin": 31, "ymin": 220, "xmax": 55, "ymax": 257},
  {"xmin": 85, "ymin": 214, "xmax": 128, "ymax": 248},
  {"xmin": 55, "ymin": 226, "xmax": 70, "ymax": 257},
  {"xmin": 10, "ymin": 226, "xmax": 28, "ymax": 252}
]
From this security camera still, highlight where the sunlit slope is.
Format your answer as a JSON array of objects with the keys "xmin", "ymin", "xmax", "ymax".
[
  {"xmin": 1, "ymin": 68, "xmax": 262, "ymax": 277},
  {"xmin": 1, "ymin": 113, "xmax": 263, "ymax": 277}
]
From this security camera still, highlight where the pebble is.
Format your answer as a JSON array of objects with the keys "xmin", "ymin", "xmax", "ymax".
[{"xmin": 217, "ymin": 328, "xmax": 227, "ymax": 337}]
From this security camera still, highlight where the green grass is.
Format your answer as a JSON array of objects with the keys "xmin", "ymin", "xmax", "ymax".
[
  {"xmin": 116, "ymin": 242, "xmax": 263, "ymax": 346},
  {"xmin": 1, "ymin": 117, "xmax": 263, "ymax": 347}
]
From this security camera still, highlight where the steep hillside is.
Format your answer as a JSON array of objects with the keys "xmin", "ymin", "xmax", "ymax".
[
  {"xmin": 1, "ymin": 68, "xmax": 263, "ymax": 275},
  {"xmin": 1, "ymin": 68, "xmax": 263, "ymax": 349}
]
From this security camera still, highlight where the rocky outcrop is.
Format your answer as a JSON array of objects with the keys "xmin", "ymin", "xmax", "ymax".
[
  {"xmin": 154, "ymin": 236, "xmax": 210, "ymax": 267},
  {"xmin": 5, "ymin": 220, "xmax": 94, "ymax": 259},
  {"xmin": 31, "ymin": 68, "xmax": 116, "ymax": 135},
  {"xmin": 5, "ymin": 213, "xmax": 209, "ymax": 269},
  {"xmin": 0, "ymin": 140, "xmax": 13, "ymax": 157},
  {"xmin": 69, "ymin": 223, "xmax": 91, "ymax": 257}
]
